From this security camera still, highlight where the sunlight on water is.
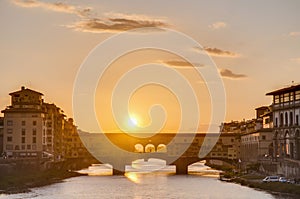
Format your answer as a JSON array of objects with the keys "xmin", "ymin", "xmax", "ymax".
[
  {"xmin": 124, "ymin": 172, "xmax": 141, "ymax": 184},
  {"xmin": 78, "ymin": 164, "xmax": 113, "ymax": 176},
  {"xmin": 1, "ymin": 160, "xmax": 293, "ymax": 199},
  {"xmin": 77, "ymin": 159, "xmax": 221, "ymax": 176}
]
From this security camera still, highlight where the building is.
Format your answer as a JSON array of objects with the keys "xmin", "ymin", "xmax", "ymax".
[
  {"xmin": 208, "ymin": 133, "xmax": 240, "ymax": 161},
  {"xmin": 240, "ymin": 107, "xmax": 273, "ymax": 166},
  {"xmin": 0, "ymin": 117, "xmax": 4, "ymax": 155},
  {"xmin": 266, "ymin": 84, "xmax": 300, "ymax": 177},
  {"xmin": 2, "ymin": 87, "xmax": 45, "ymax": 158},
  {"xmin": 1, "ymin": 86, "xmax": 85, "ymax": 161},
  {"xmin": 42, "ymin": 103, "xmax": 66, "ymax": 161}
]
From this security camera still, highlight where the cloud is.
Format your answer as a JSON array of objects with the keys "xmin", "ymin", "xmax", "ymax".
[
  {"xmin": 289, "ymin": 32, "xmax": 300, "ymax": 37},
  {"xmin": 160, "ymin": 60, "xmax": 205, "ymax": 68},
  {"xmin": 194, "ymin": 46, "xmax": 240, "ymax": 58},
  {"xmin": 11, "ymin": 0, "xmax": 92, "ymax": 17},
  {"xmin": 220, "ymin": 69, "xmax": 247, "ymax": 79},
  {"xmin": 68, "ymin": 17, "xmax": 167, "ymax": 33},
  {"xmin": 209, "ymin": 21, "xmax": 227, "ymax": 30},
  {"xmin": 291, "ymin": 58, "xmax": 300, "ymax": 64},
  {"xmin": 11, "ymin": 1, "xmax": 168, "ymax": 33}
]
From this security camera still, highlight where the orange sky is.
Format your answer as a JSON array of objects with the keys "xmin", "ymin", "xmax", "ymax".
[{"xmin": 1, "ymin": 0, "xmax": 300, "ymax": 133}]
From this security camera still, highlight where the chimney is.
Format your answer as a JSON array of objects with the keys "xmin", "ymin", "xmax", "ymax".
[{"xmin": 21, "ymin": 86, "xmax": 25, "ymax": 90}]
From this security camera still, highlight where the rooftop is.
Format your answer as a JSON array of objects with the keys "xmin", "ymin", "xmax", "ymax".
[
  {"xmin": 9, "ymin": 86, "xmax": 43, "ymax": 96},
  {"xmin": 266, "ymin": 84, "xmax": 300, "ymax": 96}
]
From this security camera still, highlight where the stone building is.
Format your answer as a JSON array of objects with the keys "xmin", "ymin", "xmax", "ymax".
[
  {"xmin": 0, "ymin": 117, "xmax": 3, "ymax": 155},
  {"xmin": 1, "ymin": 86, "xmax": 85, "ymax": 161},
  {"xmin": 240, "ymin": 107, "xmax": 273, "ymax": 166},
  {"xmin": 2, "ymin": 87, "xmax": 45, "ymax": 158},
  {"xmin": 222, "ymin": 107, "xmax": 273, "ymax": 168},
  {"xmin": 266, "ymin": 84, "xmax": 300, "ymax": 177}
]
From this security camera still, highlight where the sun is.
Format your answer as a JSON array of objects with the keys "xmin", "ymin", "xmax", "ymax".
[{"xmin": 129, "ymin": 115, "xmax": 139, "ymax": 127}]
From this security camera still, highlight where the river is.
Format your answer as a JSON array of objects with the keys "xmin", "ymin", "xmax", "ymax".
[{"xmin": 0, "ymin": 160, "xmax": 296, "ymax": 199}]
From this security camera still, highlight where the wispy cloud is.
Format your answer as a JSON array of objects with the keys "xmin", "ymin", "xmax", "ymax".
[
  {"xmin": 11, "ymin": 0, "xmax": 92, "ymax": 17},
  {"xmin": 291, "ymin": 58, "xmax": 300, "ymax": 64},
  {"xmin": 220, "ymin": 69, "xmax": 247, "ymax": 79},
  {"xmin": 68, "ymin": 16, "xmax": 167, "ymax": 33},
  {"xmin": 209, "ymin": 21, "xmax": 227, "ymax": 30},
  {"xmin": 160, "ymin": 60, "xmax": 205, "ymax": 68},
  {"xmin": 11, "ymin": 0, "xmax": 168, "ymax": 33},
  {"xmin": 194, "ymin": 46, "xmax": 240, "ymax": 58},
  {"xmin": 289, "ymin": 32, "xmax": 300, "ymax": 37}
]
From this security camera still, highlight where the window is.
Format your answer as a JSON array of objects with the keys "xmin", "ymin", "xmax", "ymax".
[
  {"xmin": 32, "ymin": 129, "xmax": 37, "ymax": 136},
  {"xmin": 280, "ymin": 113, "xmax": 283, "ymax": 127},
  {"xmin": 32, "ymin": 137, "xmax": 36, "ymax": 144},
  {"xmin": 274, "ymin": 95, "xmax": 280, "ymax": 104},
  {"xmin": 33, "ymin": 121, "xmax": 37, "ymax": 126},
  {"xmin": 22, "ymin": 121, "xmax": 26, "ymax": 126},
  {"xmin": 7, "ymin": 120, "xmax": 13, "ymax": 126},
  {"xmin": 284, "ymin": 93, "xmax": 289, "ymax": 102},
  {"xmin": 296, "ymin": 91, "xmax": 300, "ymax": 100},
  {"xmin": 7, "ymin": 129, "xmax": 13, "ymax": 134},
  {"xmin": 290, "ymin": 112, "xmax": 293, "ymax": 126},
  {"xmin": 262, "ymin": 135, "xmax": 266, "ymax": 140},
  {"xmin": 22, "ymin": 129, "xmax": 26, "ymax": 136},
  {"xmin": 21, "ymin": 145, "xmax": 25, "ymax": 150},
  {"xmin": 6, "ymin": 144, "xmax": 13, "ymax": 150},
  {"xmin": 275, "ymin": 118, "xmax": 278, "ymax": 127},
  {"xmin": 27, "ymin": 145, "xmax": 31, "ymax": 150},
  {"xmin": 7, "ymin": 136, "xmax": 12, "ymax": 142},
  {"xmin": 290, "ymin": 92, "xmax": 294, "ymax": 101},
  {"xmin": 285, "ymin": 112, "xmax": 288, "ymax": 126},
  {"xmin": 296, "ymin": 115, "xmax": 299, "ymax": 125},
  {"xmin": 22, "ymin": 137, "xmax": 25, "ymax": 143}
]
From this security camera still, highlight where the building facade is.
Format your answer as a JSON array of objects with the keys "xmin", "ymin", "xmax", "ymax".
[
  {"xmin": 266, "ymin": 84, "xmax": 300, "ymax": 178},
  {"xmin": 2, "ymin": 87, "xmax": 45, "ymax": 158},
  {"xmin": 0, "ymin": 117, "xmax": 4, "ymax": 155},
  {"xmin": 266, "ymin": 85, "xmax": 300, "ymax": 160},
  {"xmin": 1, "ymin": 87, "xmax": 85, "ymax": 160}
]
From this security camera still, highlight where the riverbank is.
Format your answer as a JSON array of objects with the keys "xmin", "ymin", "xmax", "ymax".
[
  {"xmin": 0, "ymin": 169, "xmax": 85, "ymax": 194},
  {"xmin": 231, "ymin": 174, "xmax": 300, "ymax": 196},
  {"xmin": 206, "ymin": 163, "xmax": 300, "ymax": 196}
]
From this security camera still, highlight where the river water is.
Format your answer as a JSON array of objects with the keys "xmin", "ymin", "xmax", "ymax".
[{"xmin": 0, "ymin": 160, "xmax": 296, "ymax": 199}]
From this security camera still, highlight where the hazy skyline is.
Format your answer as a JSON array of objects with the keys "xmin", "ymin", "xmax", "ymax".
[{"xmin": 1, "ymin": 0, "xmax": 300, "ymax": 133}]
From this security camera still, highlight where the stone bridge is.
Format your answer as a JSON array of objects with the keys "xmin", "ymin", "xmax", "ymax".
[{"xmin": 79, "ymin": 132, "xmax": 239, "ymax": 175}]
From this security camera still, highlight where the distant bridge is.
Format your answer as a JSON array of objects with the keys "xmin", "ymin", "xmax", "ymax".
[{"xmin": 79, "ymin": 132, "xmax": 240, "ymax": 175}]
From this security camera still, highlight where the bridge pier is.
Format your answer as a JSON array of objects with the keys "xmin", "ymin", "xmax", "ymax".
[
  {"xmin": 112, "ymin": 168, "xmax": 125, "ymax": 175},
  {"xmin": 175, "ymin": 163, "xmax": 188, "ymax": 175}
]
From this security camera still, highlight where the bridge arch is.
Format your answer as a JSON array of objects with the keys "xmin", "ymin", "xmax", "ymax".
[
  {"xmin": 134, "ymin": 144, "xmax": 144, "ymax": 153},
  {"xmin": 145, "ymin": 144, "xmax": 155, "ymax": 153},
  {"xmin": 157, "ymin": 144, "xmax": 167, "ymax": 153}
]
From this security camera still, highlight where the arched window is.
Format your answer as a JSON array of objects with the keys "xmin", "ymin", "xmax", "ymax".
[
  {"xmin": 290, "ymin": 112, "xmax": 293, "ymax": 126},
  {"xmin": 145, "ymin": 144, "xmax": 155, "ymax": 153},
  {"xmin": 280, "ymin": 113, "xmax": 284, "ymax": 127},
  {"xmin": 157, "ymin": 144, "xmax": 167, "ymax": 153},
  {"xmin": 285, "ymin": 112, "xmax": 288, "ymax": 126},
  {"xmin": 134, "ymin": 144, "xmax": 144, "ymax": 153},
  {"xmin": 296, "ymin": 130, "xmax": 300, "ymax": 160},
  {"xmin": 285, "ymin": 131, "xmax": 290, "ymax": 157}
]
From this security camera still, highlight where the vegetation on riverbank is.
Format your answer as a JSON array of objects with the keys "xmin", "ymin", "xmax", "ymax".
[
  {"xmin": 232, "ymin": 175, "xmax": 300, "ymax": 196},
  {"xmin": 206, "ymin": 163, "xmax": 300, "ymax": 196},
  {"xmin": 0, "ymin": 169, "xmax": 85, "ymax": 194}
]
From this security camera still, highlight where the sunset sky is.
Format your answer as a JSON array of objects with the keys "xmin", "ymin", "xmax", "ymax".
[{"xmin": 0, "ymin": 0, "xmax": 300, "ymax": 133}]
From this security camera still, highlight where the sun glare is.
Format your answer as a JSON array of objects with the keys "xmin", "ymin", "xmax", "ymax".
[{"xmin": 129, "ymin": 115, "xmax": 139, "ymax": 127}]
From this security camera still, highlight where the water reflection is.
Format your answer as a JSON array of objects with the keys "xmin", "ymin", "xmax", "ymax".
[
  {"xmin": 1, "ymin": 160, "xmax": 297, "ymax": 199},
  {"xmin": 78, "ymin": 159, "xmax": 220, "ymax": 176}
]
